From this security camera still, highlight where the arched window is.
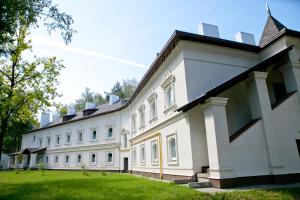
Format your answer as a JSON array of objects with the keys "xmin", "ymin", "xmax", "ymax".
[
  {"xmin": 151, "ymin": 141, "xmax": 158, "ymax": 163},
  {"xmin": 65, "ymin": 155, "xmax": 69, "ymax": 164},
  {"xmin": 124, "ymin": 134, "xmax": 128, "ymax": 148},
  {"xmin": 165, "ymin": 85, "xmax": 174, "ymax": 109},
  {"xmin": 107, "ymin": 152, "xmax": 113, "ymax": 163},
  {"xmin": 168, "ymin": 137, "xmax": 177, "ymax": 161},
  {"xmin": 77, "ymin": 154, "xmax": 82, "ymax": 164},
  {"xmin": 108, "ymin": 127, "xmax": 113, "ymax": 138}
]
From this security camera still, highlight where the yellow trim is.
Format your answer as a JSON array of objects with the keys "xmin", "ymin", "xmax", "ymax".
[{"xmin": 131, "ymin": 132, "xmax": 163, "ymax": 179}]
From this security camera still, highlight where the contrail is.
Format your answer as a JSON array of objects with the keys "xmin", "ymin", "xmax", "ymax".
[{"xmin": 32, "ymin": 35, "xmax": 148, "ymax": 69}]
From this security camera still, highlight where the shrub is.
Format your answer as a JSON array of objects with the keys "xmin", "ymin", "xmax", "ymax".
[
  {"xmin": 101, "ymin": 171, "xmax": 107, "ymax": 176},
  {"xmin": 38, "ymin": 161, "xmax": 46, "ymax": 176},
  {"xmin": 81, "ymin": 163, "xmax": 89, "ymax": 176}
]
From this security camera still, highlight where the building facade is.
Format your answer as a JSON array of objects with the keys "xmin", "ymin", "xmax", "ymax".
[{"xmin": 14, "ymin": 13, "xmax": 300, "ymax": 188}]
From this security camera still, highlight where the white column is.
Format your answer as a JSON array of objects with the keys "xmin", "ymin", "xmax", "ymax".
[
  {"xmin": 29, "ymin": 154, "xmax": 37, "ymax": 168},
  {"xmin": 203, "ymin": 97, "xmax": 234, "ymax": 179},
  {"xmin": 279, "ymin": 63, "xmax": 299, "ymax": 93}
]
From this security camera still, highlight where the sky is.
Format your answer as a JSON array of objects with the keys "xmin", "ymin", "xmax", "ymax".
[{"xmin": 29, "ymin": 0, "xmax": 300, "ymax": 105}]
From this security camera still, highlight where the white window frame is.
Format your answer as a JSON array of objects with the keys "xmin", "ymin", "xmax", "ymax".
[
  {"xmin": 55, "ymin": 134, "xmax": 61, "ymax": 146},
  {"xmin": 64, "ymin": 155, "xmax": 70, "ymax": 165},
  {"xmin": 123, "ymin": 133, "xmax": 128, "ymax": 148},
  {"xmin": 33, "ymin": 135, "xmax": 36, "ymax": 143},
  {"xmin": 76, "ymin": 154, "xmax": 82, "ymax": 165},
  {"xmin": 161, "ymin": 74, "xmax": 176, "ymax": 113},
  {"xmin": 105, "ymin": 152, "xmax": 114, "ymax": 165},
  {"xmin": 45, "ymin": 156, "xmax": 49, "ymax": 164},
  {"xmin": 46, "ymin": 136, "xmax": 51, "ymax": 146},
  {"xmin": 140, "ymin": 144, "xmax": 146, "ymax": 165},
  {"xmin": 106, "ymin": 127, "xmax": 114, "ymax": 139},
  {"xmin": 132, "ymin": 147, "xmax": 137, "ymax": 166},
  {"xmin": 65, "ymin": 132, "xmax": 71, "ymax": 145},
  {"xmin": 167, "ymin": 133, "xmax": 179, "ymax": 165},
  {"xmin": 89, "ymin": 153, "xmax": 97, "ymax": 165},
  {"xmin": 38, "ymin": 137, "xmax": 43, "ymax": 147},
  {"xmin": 149, "ymin": 99, "xmax": 157, "ymax": 122},
  {"xmin": 151, "ymin": 140, "xmax": 159, "ymax": 165},
  {"xmin": 90, "ymin": 128, "xmax": 98, "ymax": 142},
  {"xmin": 54, "ymin": 155, "xmax": 59, "ymax": 165},
  {"xmin": 131, "ymin": 114, "xmax": 137, "ymax": 134},
  {"xmin": 77, "ymin": 130, "xmax": 84, "ymax": 143},
  {"xmin": 138, "ymin": 104, "xmax": 145, "ymax": 129}
]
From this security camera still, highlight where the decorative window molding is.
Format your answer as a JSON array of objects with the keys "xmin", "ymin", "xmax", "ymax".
[
  {"xmin": 132, "ymin": 147, "xmax": 137, "ymax": 166},
  {"xmin": 76, "ymin": 154, "xmax": 82, "ymax": 165},
  {"xmin": 140, "ymin": 144, "xmax": 146, "ymax": 165},
  {"xmin": 105, "ymin": 152, "xmax": 114, "ymax": 165},
  {"xmin": 167, "ymin": 133, "xmax": 179, "ymax": 166},
  {"xmin": 77, "ymin": 130, "xmax": 84, "ymax": 144},
  {"xmin": 148, "ymin": 98, "xmax": 158, "ymax": 122},
  {"xmin": 147, "ymin": 92, "xmax": 157, "ymax": 102},
  {"xmin": 65, "ymin": 132, "xmax": 72, "ymax": 145},
  {"xmin": 46, "ymin": 136, "xmax": 51, "ymax": 146},
  {"xmin": 64, "ymin": 155, "xmax": 70, "ymax": 165},
  {"xmin": 160, "ymin": 74, "xmax": 175, "ymax": 89},
  {"xmin": 131, "ymin": 113, "xmax": 137, "ymax": 134},
  {"xmin": 89, "ymin": 153, "xmax": 97, "ymax": 165},
  {"xmin": 90, "ymin": 127, "xmax": 98, "ymax": 142},
  {"xmin": 139, "ymin": 105, "xmax": 146, "ymax": 129},
  {"xmin": 151, "ymin": 140, "xmax": 159, "ymax": 165}
]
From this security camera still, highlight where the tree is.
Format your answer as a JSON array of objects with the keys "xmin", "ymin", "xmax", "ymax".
[
  {"xmin": 122, "ymin": 78, "xmax": 137, "ymax": 98},
  {"xmin": 0, "ymin": 24, "xmax": 65, "ymax": 160},
  {"xmin": 0, "ymin": 0, "xmax": 76, "ymax": 55},
  {"xmin": 3, "ymin": 120, "xmax": 34, "ymax": 153}
]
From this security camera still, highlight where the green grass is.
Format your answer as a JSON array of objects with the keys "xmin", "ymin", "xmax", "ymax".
[{"xmin": 0, "ymin": 170, "xmax": 299, "ymax": 200}]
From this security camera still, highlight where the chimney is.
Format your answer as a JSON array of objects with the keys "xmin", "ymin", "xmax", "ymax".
[
  {"xmin": 83, "ymin": 102, "xmax": 97, "ymax": 116},
  {"xmin": 67, "ymin": 105, "xmax": 76, "ymax": 115},
  {"xmin": 109, "ymin": 94, "xmax": 120, "ymax": 105},
  {"xmin": 235, "ymin": 32, "xmax": 256, "ymax": 45},
  {"xmin": 198, "ymin": 23, "xmax": 220, "ymax": 38},
  {"xmin": 52, "ymin": 112, "xmax": 60, "ymax": 121},
  {"xmin": 62, "ymin": 106, "xmax": 76, "ymax": 122},
  {"xmin": 40, "ymin": 112, "xmax": 50, "ymax": 128}
]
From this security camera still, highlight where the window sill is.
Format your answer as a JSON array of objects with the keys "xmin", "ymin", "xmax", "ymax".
[
  {"xmin": 140, "ymin": 162, "xmax": 146, "ymax": 166},
  {"xmin": 65, "ymin": 143, "xmax": 71, "ymax": 145},
  {"xmin": 105, "ymin": 162, "xmax": 114, "ymax": 166},
  {"xmin": 77, "ymin": 141, "xmax": 84, "ymax": 144},
  {"xmin": 105, "ymin": 137, "xmax": 114, "ymax": 141},
  {"xmin": 149, "ymin": 116, "xmax": 158, "ymax": 123},
  {"xmin": 151, "ymin": 162, "xmax": 159, "ymax": 166},
  {"xmin": 89, "ymin": 163, "xmax": 97, "ymax": 166},
  {"xmin": 90, "ymin": 139, "xmax": 98, "ymax": 143},
  {"xmin": 167, "ymin": 160, "xmax": 179, "ymax": 166},
  {"xmin": 163, "ymin": 104, "xmax": 177, "ymax": 114}
]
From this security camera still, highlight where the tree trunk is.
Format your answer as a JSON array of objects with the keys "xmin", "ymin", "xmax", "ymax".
[{"xmin": 0, "ymin": 119, "xmax": 8, "ymax": 161}]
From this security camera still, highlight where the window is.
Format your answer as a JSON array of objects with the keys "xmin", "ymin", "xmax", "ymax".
[
  {"xmin": 90, "ymin": 153, "xmax": 96, "ymax": 164},
  {"xmin": 39, "ymin": 138, "xmax": 43, "ymax": 147},
  {"xmin": 65, "ymin": 155, "xmax": 70, "ymax": 165},
  {"xmin": 91, "ymin": 129, "xmax": 97, "ymax": 140},
  {"xmin": 296, "ymin": 140, "xmax": 300, "ymax": 158},
  {"xmin": 106, "ymin": 152, "xmax": 113, "ymax": 164},
  {"xmin": 131, "ymin": 114, "xmax": 137, "ymax": 133},
  {"xmin": 140, "ymin": 144, "xmax": 146, "ymax": 164},
  {"xmin": 139, "ymin": 105, "xmax": 145, "ymax": 128},
  {"xmin": 165, "ymin": 85, "xmax": 174, "ymax": 109},
  {"xmin": 54, "ymin": 156, "xmax": 59, "ymax": 163},
  {"xmin": 150, "ymin": 100, "xmax": 157, "ymax": 121},
  {"xmin": 56, "ymin": 135, "xmax": 60, "ymax": 145},
  {"xmin": 161, "ymin": 74, "xmax": 175, "ymax": 111},
  {"xmin": 47, "ymin": 136, "xmax": 51, "ymax": 146},
  {"xmin": 132, "ymin": 147, "xmax": 137, "ymax": 165},
  {"xmin": 151, "ymin": 140, "xmax": 158, "ymax": 164},
  {"xmin": 78, "ymin": 131, "xmax": 83, "ymax": 142},
  {"xmin": 167, "ymin": 134, "xmax": 178, "ymax": 163},
  {"xmin": 77, "ymin": 154, "xmax": 82, "ymax": 164},
  {"xmin": 124, "ymin": 134, "xmax": 128, "ymax": 148},
  {"xmin": 33, "ymin": 135, "xmax": 36, "ymax": 142},
  {"xmin": 66, "ymin": 132, "xmax": 71, "ymax": 144},
  {"xmin": 45, "ymin": 156, "xmax": 49, "ymax": 163},
  {"xmin": 107, "ymin": 127, "xmax": 113, "ymax": 138}
]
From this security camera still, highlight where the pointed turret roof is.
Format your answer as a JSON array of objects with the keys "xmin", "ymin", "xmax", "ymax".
[{"xmin": 259, "ymin": 13, "xmax": 287, "ymax": 47}]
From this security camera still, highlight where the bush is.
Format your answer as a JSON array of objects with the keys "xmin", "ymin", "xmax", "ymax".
[
  {"xmin": 38, "ymin": 161, "xmax": 46, "ymax": 176},
  {"xmin": 101, "ymin": 171, "xmax": 107, "ymax": 176},
  {"xmin": 81, "ymin": 163, "xmax": 89, "ymax": 176}
]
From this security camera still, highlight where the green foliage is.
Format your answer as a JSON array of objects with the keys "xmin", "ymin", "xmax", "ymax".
[
  {"xmin": 0, "ymin": 0, "xmax": 76, "ymax": 55},
  {"xmin": 0, "ymin": 23, "xmax": 65, "ymax": 160},
  {"xmin": 74, "ymin": 88, "xmax": 106, "ymax": 111},
  {"xmin": 101, "ymin": 171, "xmax": 107, "ymax": 176},
  {"xmin": 80, "ymin": 163, "xmax": 89, "ymax": 176},
  {"xmin": 37, "ymin": 161, "xmax": 46, "ymax": 176},
  {"xmin": 16, "ymin": 155, "xmax": 23, "ymax": 165}
]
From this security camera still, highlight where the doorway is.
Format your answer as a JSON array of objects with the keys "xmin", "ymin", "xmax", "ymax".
[{"xmin": 123, "ymin": 157, "xmax": 128, "ymax": 173}]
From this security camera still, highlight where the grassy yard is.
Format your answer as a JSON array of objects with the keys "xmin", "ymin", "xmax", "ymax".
[{"xmin": 0, "ymin": 170, "xmax": 299, "ymax": 200}]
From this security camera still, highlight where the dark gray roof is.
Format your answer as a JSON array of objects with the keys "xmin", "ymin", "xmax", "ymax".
[
  {"xmin": 259, "ymin": 14, "xmax": 286, "ymax": 47},
  {"xmin": 10, "ymin": 147, "xmax": 46, "ymax": 155}
]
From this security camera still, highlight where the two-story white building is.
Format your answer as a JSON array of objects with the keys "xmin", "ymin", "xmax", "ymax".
[{"xmin": 12, "ymin": 12, "xmax": 300, "ymax": 188}]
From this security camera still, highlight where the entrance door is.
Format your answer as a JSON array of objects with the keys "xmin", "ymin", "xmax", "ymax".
[{"xmin": 123, "ymin": 157, "xmax": 128, "ymax": 173}]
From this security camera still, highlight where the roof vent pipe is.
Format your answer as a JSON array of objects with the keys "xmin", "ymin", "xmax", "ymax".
[
  {"xmin": 109, "ymin": 94, "xmax": 120, "ymax": 105},
  {"xmin": 198, "ymin": 23, "xmax": 220, "ymax": 38},
  {"xmin": 40, "ymin": 112, "xmax": 50, "ymax": 128},
  {"xmin": 235, "ymin": 32, "xmax": 256, "ymax": 45}
]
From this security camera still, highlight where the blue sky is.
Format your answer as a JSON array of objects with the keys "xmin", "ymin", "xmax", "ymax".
[{"xmin": 30, "ymin": 0, "xmax": 300, "ymax": 104}]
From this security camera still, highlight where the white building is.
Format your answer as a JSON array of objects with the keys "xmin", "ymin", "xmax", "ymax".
[{"xmin": 13, "ymin": 12, "xmax": 300, "ymax": 188}]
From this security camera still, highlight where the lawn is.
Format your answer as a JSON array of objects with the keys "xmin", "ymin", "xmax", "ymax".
[{"xmin": 0, "ymin": 170, "xmax": 299, "ymax": 200}]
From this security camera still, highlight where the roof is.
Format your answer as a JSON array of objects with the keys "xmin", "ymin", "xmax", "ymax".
[
  {"xmin": 25, "ymin": 14, "xmax": 300, "ymax": 134},
  {"xmin": 9, "ymin": 147, "xmax": 46, "ymax": 155},
  {"xmin": 176, "ymin": 45, "xmax": 294, "ymax": 112}
]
